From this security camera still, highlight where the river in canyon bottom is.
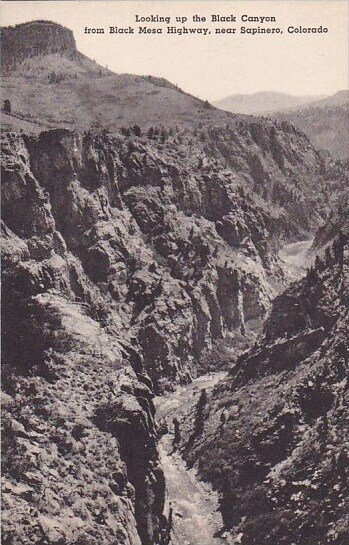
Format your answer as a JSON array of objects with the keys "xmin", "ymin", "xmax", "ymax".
[{"xmin": 154, "ymin": 372, "xmax": 231, "ymax": 545}]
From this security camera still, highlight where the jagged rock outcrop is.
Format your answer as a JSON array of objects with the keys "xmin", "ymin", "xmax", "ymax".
[
  {"xmin": 313, "ymin": 189, "xmax": 349, "ymax": 249},
  {"xmin": 0, "ymin": 128, "xmax": 276, "ymax": 391},
  {"xmin": 2, "ymin": 124, "xmax": 347, "ymax": 389},
  {"xmin": 1, "ymin": 128, "xmax": 170, "ymax": 544},
  {"xmin": 1, "ymin": 21, "xmax": 77, "ymax": 75},
  {"xmin": 1, "ymin": 229, "xmax": 165, "ymax": 544},
  {"xmin": 178, "ymin": 235, "xmax": 349, "ymax": 545},
  {"xmin": 0, "ymin": 124, "xmax": 273, "ymax": 544}
]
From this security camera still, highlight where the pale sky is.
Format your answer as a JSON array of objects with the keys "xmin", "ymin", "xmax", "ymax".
[{"xmin": 1, "ymin": 1, "xmax": 348, "ymax": 101}]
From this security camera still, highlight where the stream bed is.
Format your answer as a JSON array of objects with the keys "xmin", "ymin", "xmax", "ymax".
[
  {"xmin": 279, "ymin": 238, "xmax": 314, "ymax": 280},
  {"xmin": 154, "ymin": 373, "xmax": 230, "ymax": 545}
]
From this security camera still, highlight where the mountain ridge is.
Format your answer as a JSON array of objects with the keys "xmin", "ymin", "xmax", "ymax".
[
  {"xmin": 274, "ymin": 91, "xmax": 349, "ymax": 162},
  {"xmin": 214, "ymin": 89, "xmax": 349, "ymax": 161},
  {"xmin": 285, "ymin": 90, "xmax": 349, "ymax": 112},
  {"xmin": 213, "ymin": 91, "xmax": 325, "ymax": 116},
  {"xmin": 1, "ymin": 20, "xmax": 235, "ymax": 133}
]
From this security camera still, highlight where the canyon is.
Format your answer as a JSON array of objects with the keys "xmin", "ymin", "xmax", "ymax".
[{"xmin": 1, "ymin": 19, "xmax": 348, "ymax": 545}]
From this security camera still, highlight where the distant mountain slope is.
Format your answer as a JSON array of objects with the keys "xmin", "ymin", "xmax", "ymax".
[
  {"xmin": 302, "ymin": 90, "xmax": 349, "ymax": 109},
  {"xmin": 274, "ymin": 91, "xmax": 349, "ymax": 162},
  {"xmin": 213, "ymin": 92, "xmax": 323, "ymax": 116}
]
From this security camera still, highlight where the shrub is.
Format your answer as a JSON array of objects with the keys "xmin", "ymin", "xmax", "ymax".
[{"xmin": 3, "ymin": 99, "xmax": 11, "ymax": 113}]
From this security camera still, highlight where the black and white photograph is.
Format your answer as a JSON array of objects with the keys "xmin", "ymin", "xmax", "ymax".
[{"xmin": 1, "ymin": 1, "xmax": 348, "ymax": 544}]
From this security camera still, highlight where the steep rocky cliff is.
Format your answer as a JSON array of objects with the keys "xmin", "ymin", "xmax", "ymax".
[
  {"xmin": 0, "ymin": 123, "xmax": 272, "ymax": 544},
  {"xmin": 313, "ymin": 189, "xmax": 349, "ymax": 250},
  {"xmin": 178, "ymin": 234, "xmax": 348, "ymax": 545},
  {"xmin": 1, "ymin": 21, "xmax": 78, "ymax": 75},
  {"xmin": 1, "ymin": 136, "xmax": 167, "ymax": 545},
  {"xmin": 1, "ymin": 128, "xmax": 273, "ymax": 392},
  {"xmin": 3, "ymin": 123, "xmax": 346, "ymax": 389}
]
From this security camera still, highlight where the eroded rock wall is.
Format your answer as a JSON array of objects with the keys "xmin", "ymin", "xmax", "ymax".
[
  {"xmin": 1, "ymin": 132, "xmax": 166, "ymax": 545},
  {"xmin": 2, "ymin": 129, "xmax": 280, "ymax": 391}
]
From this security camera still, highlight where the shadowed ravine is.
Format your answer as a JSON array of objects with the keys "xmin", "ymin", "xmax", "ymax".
[
  {"xmin": 155, "ymin": 373, "xmax": 229, "ymax": 545},
  {"xmin": 153, "ymin": 239, "xmax": 315, "ymax": 545}
]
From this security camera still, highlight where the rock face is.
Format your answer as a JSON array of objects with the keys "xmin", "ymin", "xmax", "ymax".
[
  {"xmin": 1, "ymin": 21, "xmax": 77, "ymax": 74},
  {"xmin": 178, "ymin": 234, "xmax": 349, "ymax": 545},
  {"xmin": 1, "ymin": 132, "xmax": 167, "ymax": 545},
  {"xmin": 0, "ymin": 124, "xmax": 259, "ymax": 545},
  {"xmin": 2, "ymin": 123, "xmax": 346, "ymax": 391},
  {"xmin": 0, "ymin": 128, "xmax": 271, "ymax": 390},
  {"xmin": 313, "ymin": 189, "xmax": 349, "ymax": 250}
]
